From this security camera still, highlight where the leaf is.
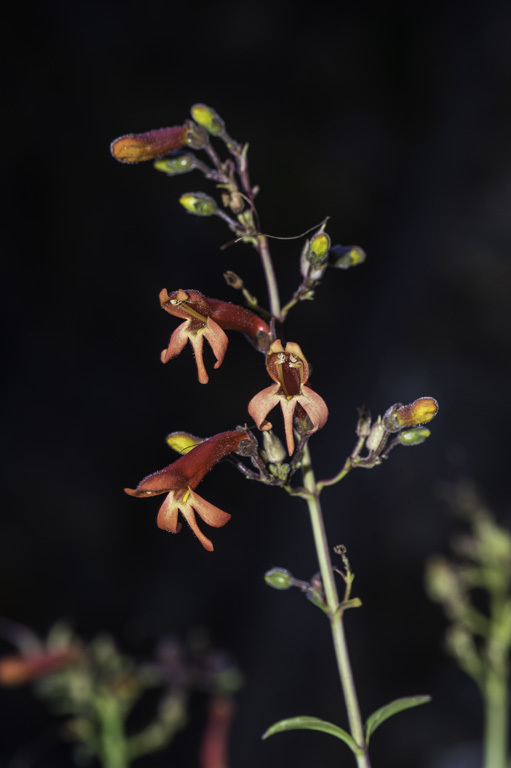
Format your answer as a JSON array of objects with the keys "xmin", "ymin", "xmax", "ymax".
[
  {"xmin": 365, "ymin": 695, "xmax": 431, "ymax": 744},
  {"xmin": 263, "ymin": 715, "xmax": 359, "ymax": 754}
]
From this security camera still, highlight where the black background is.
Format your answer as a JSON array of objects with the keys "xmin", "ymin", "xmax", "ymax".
[{"xmin": 2, "ymin": 1, "xmax": 511, "ymax": 766}]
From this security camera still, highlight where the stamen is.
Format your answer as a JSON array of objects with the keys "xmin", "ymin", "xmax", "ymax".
[
  {"xmin": 183, "ymin": 488, "xmax": 191, "ymax": 503},
  {"xmin": 180, "ymin": 302, "xmax": 209, "ymax": 323},
  {"xmin": 276, "ymin": 359, "xmax": 291, "ymax": 398},
  {"xmin": 287, "ymin": 354, "xmax": 304, "ymax": 388}
]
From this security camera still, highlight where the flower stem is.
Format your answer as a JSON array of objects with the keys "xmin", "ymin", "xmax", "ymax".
[
  {"xmin": 302, "ymin": 444, "xmax": 371, "ymax": 768},
  {"xmin": 483, "ymin": 588, "xmax": 510, "ymax": 768},
  {"xmin": 231, "ymin": 144, "xmax": 281, "ymax": 321},
  {"xmin": 256, "ymin": 234, "xmax": 281, "ymax": 321},
  {"xmin": 484, "ymin": 666, "xmax": 508, "ymax": 768},
  {"xmin": 95, "ymin": 692, "xmax": 129, "ymax": 768}
]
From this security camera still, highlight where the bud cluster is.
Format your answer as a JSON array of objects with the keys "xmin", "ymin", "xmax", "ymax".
[{"xmin": 345, "ymin": 397, "xmax": 439, "ymax": 471}]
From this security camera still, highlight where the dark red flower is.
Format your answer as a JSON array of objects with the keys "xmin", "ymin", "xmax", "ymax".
[
  {"xmin": 248, "ymin": 340, "xmax": 328, "ymax": 455},
  {"xmin": 125, "ymin": 430, "xmax": 251, "ymax": 551},
  {"xmin": 160, "ymin": 289, "xmax": 271, "ymax": 384}
]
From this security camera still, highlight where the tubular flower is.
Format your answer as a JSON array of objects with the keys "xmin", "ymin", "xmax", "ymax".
[
  {"xmin": 0, "ymin": 648, "xmax": 81, "ymax": 686},
  {"xmin": 124, "ymin": 430, "xmax": 251, "ymax": 551},
  {"xmin": 248, "ymin": 340, "xmax": 329, "ymax": 456},
  {"xmin": 110, "ymin": 125, "xmax": 188, "ymax": 163},
  {"xmin": 160, "ymin": 289, "xmax": 271, "ymax": 384}
]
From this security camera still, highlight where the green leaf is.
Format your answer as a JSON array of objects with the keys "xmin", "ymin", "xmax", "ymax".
[
  {"xmin": 263, "ymin": 716, "xmax": 359, "ymax": 754},
  {"xmin": 365, "ymin": 696, "xmax": 431, "ymax": 744}
]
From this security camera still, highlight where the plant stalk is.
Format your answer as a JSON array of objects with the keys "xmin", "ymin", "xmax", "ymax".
[
  {"xmin": 302, "ymin": 444, "xmax": 371, "ymax": 768},
  {"xmin": 257, "ymin": 234, "xmax": 281, "ymax": 320},
  {"xmin": 96, "ymin": 692, "xmax": 129, "ymax": 768},
  {"xmin": 253, "ymin": 172, "xmax": 368, "ymax": 765},
  {"xmin": 483, "ymin": 587, "xmax": 509, "ymax": 768},
  {"xmin": 484, "ymin": 665, "xmax": 508, "ymax": 768}
]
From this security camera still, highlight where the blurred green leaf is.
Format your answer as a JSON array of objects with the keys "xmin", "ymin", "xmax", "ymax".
[{"xmin": 263, "ymin": 715, "xmax": 359, "ymax": 753}]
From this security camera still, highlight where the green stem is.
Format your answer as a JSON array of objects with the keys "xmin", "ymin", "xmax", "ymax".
[
  {"xmin": 302, "ymin": 444, "xmax": 371, "ymax": 768},
  {"xmin": 257, "ymin": 234, "xmax": 281, "ymax": 320},
  {"xmin": 484, "ymin": 666, "xmax": 508, "ymax": 768},
  {"xmin": 483, "ymin": 590, "xmax": 509, "ymax": 768},
  {"xmin": 95, "ymin": 692, "xmax": 129, "ymax": 768},
  {"xmin": 230, "ymin": 141, "xmax": 281, "ymax": 322}
]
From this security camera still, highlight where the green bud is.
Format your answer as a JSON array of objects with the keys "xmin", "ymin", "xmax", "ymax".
[
  {"xmin": 262, "ymin": 430, "xmax": 287, "ymax": 465},
  {"xmin": 184, "ymin": 120, "xmax": 209, "ymax": 150},
  {"xmin": 191, "ymin": 104, "xmax": 225, "ymax": 135},
  {"xmin": 329, "ymin": 244, "xmax": 366, "ymax": 269},
  {"xmin": 398, "ymin": 427, "xmax": 431, "ymax": 446},
  {"xmin": 154, "ymin": 154, "xmax": 195, "ymax": 176},
  {"xmin": 264, "ymin": 568, "xmax": 293, "ymax": 590},
  {"xmin": 366, "ymin": 417, "xmax": 386, "ymax": 453},
  {"xmin": 179, "ymin": 192, "xmax": 217, "ymax": 216}
]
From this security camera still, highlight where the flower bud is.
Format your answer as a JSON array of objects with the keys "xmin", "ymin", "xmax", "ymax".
[
  {"xmin": 309, "ymin": 233, "xmax": 331, "ymax": 265},
  {"xmin": 388, "ymin": 397, "xmax": 439, "ymax": 430},
  {"xmin": 397, "ymin": 427, "xmax": 431, "ymax": 446},
  {"xmin": 110, "ymin": 126, "xmax": 188, "ymax": 163},
  {"xmin": 154, "ymin": 154, "xmax": 196, "ymax": 176},
  {"xmin": 166, "ymin": 431, "xmax": 204, "ymax": 455},
  {"xmin": 329, "ymin": 244, "xmax": 366, "ymax": 269},
  {"xmin": 366, "ymin": 417, "xmax": 386, "ymax": 453},
  {"xmin": 300, "ymin": 236, "xmax": 329, "ymax": 281},
  {"xmin": 356, "ymin": 406, "xmax": 372, "ymax": 438},
  {"xmin": 262, "ymin": 430, "xmax": 287, "ymax": 465},
  {"xmin": 179, "ymin": 192, "xmax": 218, "ymax": 216},
  {"xmin": 264, "ymin": 568, "xmax": 293, "ymax": 590},
  {"xmin": 184, "ymin": 120, "xmax": 209, "ymax": 149},
  {"xmin": 191, "ymin": 104, "xmax": 225, "ymax": 135}
]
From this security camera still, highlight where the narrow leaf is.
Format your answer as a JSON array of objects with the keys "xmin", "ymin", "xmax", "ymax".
[
  {"xmin": 263, "ymin": 716, "xmax": 359, "ymax": 754},
  {"xmin": 365, "ymin": 695, "xmax": 431, "ymax": 744}
]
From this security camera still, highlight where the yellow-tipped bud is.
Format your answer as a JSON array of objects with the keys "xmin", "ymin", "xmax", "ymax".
[
  {"xmin": 396, "ymin": 397, "xmax": 438, "ymax": 428},
  {"xmin": 310, "ymin": 232, "xmax": 331, "ymax": 262},
  {"xmin": 166, "ymin": 431, "xmax": 204, "ymax": 455},
  {"xmin": 329, "ymin": 244, "xmax": 367, "ymax": 269},
  {"xmin": 110, "ymin": 126, "xmax": 188, "ymax": 163},
  {"xmin": 191, "ymin": 104, "xmax": 225, "ymax": 135},
  {"xmin": 179, "ymin": 192, "xmax": 217, "ymax": 216},
  {"xmin": 154, "ymin": 154, "xmax": 195, "ymax": 176}
]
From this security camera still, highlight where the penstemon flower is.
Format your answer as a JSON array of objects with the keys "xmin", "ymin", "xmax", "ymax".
[
  {"xmin": 110, "ymin": 125, "xmax": 189, "ymax": 164},
  {"xmin": 0, "ymin": 648, "xmax": 81, "ymax": 686},
  {"xmin": 160, "ymin": 288, "xmax": 271, "ymax": 384},
  {"xmin": 124, "ymin": 430, "xmax": 251, "ymax": 551},
  {"xmin": 248, "ymin": 340, "xmax": 329, "ymax": 455}
]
